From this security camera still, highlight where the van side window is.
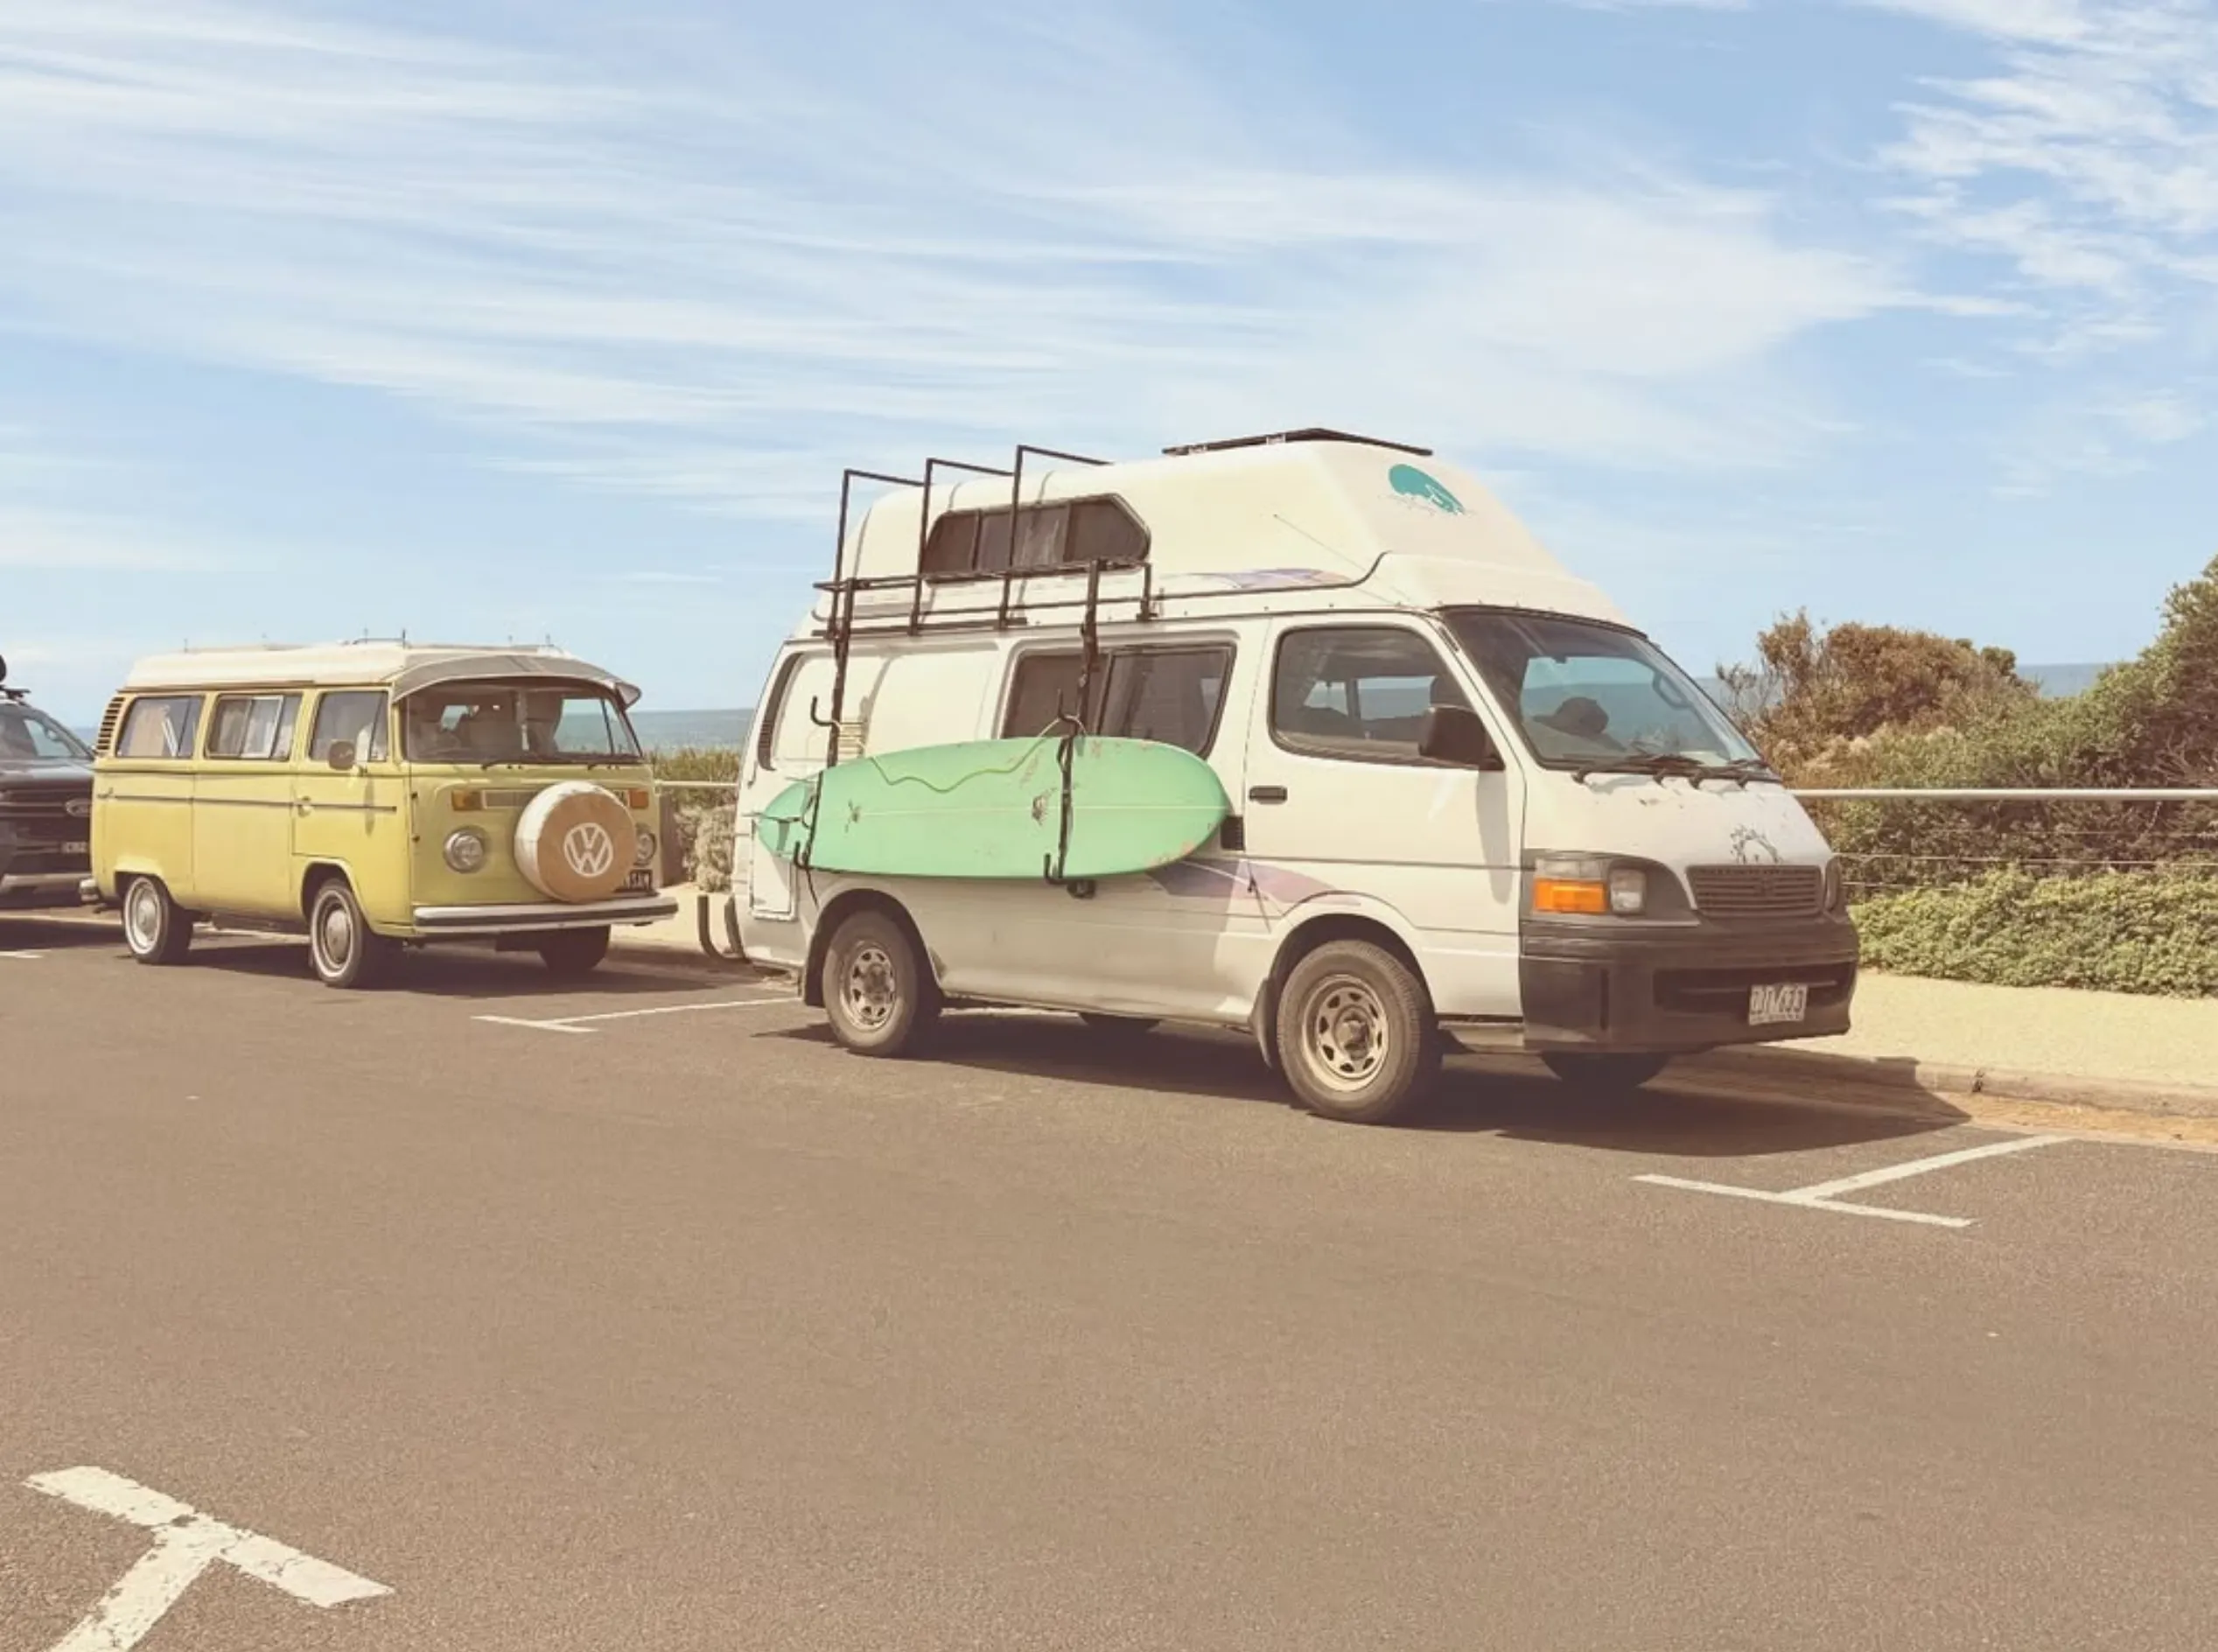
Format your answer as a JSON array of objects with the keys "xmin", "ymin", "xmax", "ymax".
[
  {"xmin": 1002, "ymin": 646, "xmax": 1233, "ymax": 756},
  {"xmin": 754, "ymin": 654, "xmax": 804, "ymax": 770},
  {"xmin": 308, "ymin": 691, "xmax": 389, "ymax": 763},
  {"xmin": 115, "ymin": 696, "xmax": 204, "ymax": 760},
  {"xmin": 923, "ymin": 497, "xmax": 1150, "ymax": 579},
  {"xmin": 207, "ymin": 694, "xmax": 302, "ymax": 762},
  {"xmin": 1003, "ymin": 654, "xmax": 1102, "ymax": 739},
  {"xmin": 1271, "ymin": 627, "xmax": 1471, "ymax": 762}
]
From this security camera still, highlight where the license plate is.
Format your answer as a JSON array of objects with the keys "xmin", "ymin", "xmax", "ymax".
[
  {"xmin": 62, "ymin": 841, "xmax": 89, "ymax": 855},
  {"xmin": 622, "ymin": 869, "xmax": 654, "ymax": 893},
  {"xmin": 1749, "ymin": 983, "xmax": 1809, "ymax": 1026}
]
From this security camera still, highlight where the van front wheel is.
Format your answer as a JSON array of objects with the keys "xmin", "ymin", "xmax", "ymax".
[
  {"xmin": 1275, "ymin": 941, "xmax": 1439, "ymax": 1125},
  {"xmin": 308, "ymin": 879, "xmax": 394, "ymax": 990},
  {"xmin": 822, "ymin": 908, "xmax": 939, "ymax": 1057}
]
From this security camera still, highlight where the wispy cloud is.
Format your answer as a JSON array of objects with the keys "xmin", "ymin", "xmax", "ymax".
[
  {"xmin": 0, "ymin": 0, "xmax": 1914, "ymax": 533},
  {"xmin": 1858, "ymin": 0, "xmax": 2218, "ymax": 485}
]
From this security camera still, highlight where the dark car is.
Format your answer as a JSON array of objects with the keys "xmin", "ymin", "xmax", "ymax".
[{"xmin": 0, "ymin": 654, "xmax": 96, "ymax": 912}]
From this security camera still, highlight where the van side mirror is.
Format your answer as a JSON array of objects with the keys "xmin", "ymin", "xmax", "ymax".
[
  {"xmin": 1418, "ymin": 704, "xmax": 1504, "ymax": 770},
  {"xmin": 325, "ymin": 740, "xmax": 358, "ymax": 772}
]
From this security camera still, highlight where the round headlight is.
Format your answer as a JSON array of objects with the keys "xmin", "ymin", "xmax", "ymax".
[
  {"xmin": 444, "ymin": 828, "xmax": 488, "ymax": 874},
  {"xmin": 633, "ymin": 827, "xmax": 657, "ymax": 869}
]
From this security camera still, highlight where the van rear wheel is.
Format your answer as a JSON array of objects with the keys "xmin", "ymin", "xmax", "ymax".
[
  {"xmin": 1275, "ymin": 941, "xmax": 1439, "ymax": 1126},
  {"xmin": 308, "ymin": 878, "xmax": 395, "ymax": 990},
  {"xmin": 122, "ymin": 877, "xmax": 192, "ymax": 966},
  {"xmin": 822, "ymin": 908, "xmax": 939, "ymax": 1057}
]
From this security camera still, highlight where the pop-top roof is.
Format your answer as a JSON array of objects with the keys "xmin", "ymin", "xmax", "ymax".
[{"xmin": 120, "ymin": 640, "xmax": 642, "ymax": 705}]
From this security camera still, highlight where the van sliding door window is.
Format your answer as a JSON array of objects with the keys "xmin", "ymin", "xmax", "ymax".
[
  {"xmin": 308, "ymin": 691, "xmax": 389, "ymax": 763},
  {"xmin": 1270, "ymin": 628, "xmax": 1471, "ymax": 763},
  {"xmin": 115, "ymin": 696, "xmax": 204, "ymax": 760},
  {"xmin": 206, "ymin": 694, "xmax": 303, "ymax": 762},
  {"xmin": 1001, "ymin": 647, "xmax": 1232, "ymax": 756}
]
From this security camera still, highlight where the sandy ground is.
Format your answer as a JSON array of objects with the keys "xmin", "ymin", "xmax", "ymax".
[{"xmin": 627, "ymin": 886, "xmax": 2218, "ymax": 1092}]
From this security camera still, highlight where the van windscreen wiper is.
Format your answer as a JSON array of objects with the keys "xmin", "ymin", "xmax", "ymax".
[{"xmin": 1573, "ymin": 752, "xmax": 1778, "ymax": 786}]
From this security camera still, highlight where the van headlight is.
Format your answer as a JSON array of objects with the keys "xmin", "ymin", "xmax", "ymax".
[
  {"xmin": 444, "ymin": 828, "xmax": 489, "ymax": 874},
  {"xmin": 1535, "ymin": 851, "xmax": 1659, "ymax": 914},
  {"xmin": 1823, "ymin": 856, "xmax": 1844, "ymax": 912},
  {"xmin": 633, "ymin": 827, "xmax": 657, "ymax": 869},
  {"xmin": 1534, "ymin": 855, "xmax": 1648, "ymax": 916}
]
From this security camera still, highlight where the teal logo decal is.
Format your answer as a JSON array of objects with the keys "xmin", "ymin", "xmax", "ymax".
[{"xmin": 1388, "ymin": 463, "xmax": 1464, "ymax": 514}]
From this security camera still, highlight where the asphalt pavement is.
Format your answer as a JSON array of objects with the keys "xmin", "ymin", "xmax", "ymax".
[{"xmin": 5, "ymin": 914, "xmax": 2218, "ymax": 1650}]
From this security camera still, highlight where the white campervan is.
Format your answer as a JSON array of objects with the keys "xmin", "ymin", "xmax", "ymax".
[{"xmin": 735, "ymin": 430, "xmax": 1858, "ymax": 1124}]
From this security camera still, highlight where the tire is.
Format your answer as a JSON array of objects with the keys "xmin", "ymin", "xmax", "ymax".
[
  {"xmin": 306, "ymin": 878, "xmax": 395, "ymax": 990},
  {"xmin": 539, "ymin": 926, "xmax": 612, "ymax": 979},
  {"xmin": 821, "ymin": 907, "xmax": 940, "ymax": 1057},
  {"xmin": 1274, "ymin": 941, "xmax": 1439, "ymax": 1125},
  {"xmin": 1542, "ymin": 1052, "xmax": 1671, "ymax": 1094},
  {"xmin": 121, "ymin": 876, "xmax": 192, "ymax": 966},
  {"xmin": 1078, "ymin": 1012, "xmax": 1159, "ymax": 1038}
]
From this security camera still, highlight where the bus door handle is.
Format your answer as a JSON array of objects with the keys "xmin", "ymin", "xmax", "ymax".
[{"xmin": 1248, "ymin": 786, "xmax": 1288, "ymax": 804}]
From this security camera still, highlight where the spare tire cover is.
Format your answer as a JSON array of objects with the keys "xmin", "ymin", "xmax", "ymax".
[{"xmin": 514, "ymin": 781, "xmax": 635, "ymax": 903}]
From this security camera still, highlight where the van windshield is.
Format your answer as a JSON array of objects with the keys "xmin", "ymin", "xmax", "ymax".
[
  {"xmin": 1442, "ymin": 609, "xmax": 1766, "ymax": 774},
  {"xmin": 400, "ymin": 682, "xmax": 643, "ymax": 766}
]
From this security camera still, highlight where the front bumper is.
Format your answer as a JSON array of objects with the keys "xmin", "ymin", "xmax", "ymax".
[
  {"xmin": 0, "ymin": 870, "xmax": 90, "ymax": 911},
  {"xmin": 409, "ymin": 892, "xmax": 680, "ymax": 936},
  {"xmin": 1521, "ymin": 913, "xmax": 1858, "ymax": 1055}
]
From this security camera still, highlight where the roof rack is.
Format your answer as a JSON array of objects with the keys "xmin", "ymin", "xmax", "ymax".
[{"xmin": 1161, "ymin": 427, "xmax": 1432, "ymax": 458}]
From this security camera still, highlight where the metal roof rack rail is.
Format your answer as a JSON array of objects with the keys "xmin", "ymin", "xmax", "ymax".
[{"xmin": 1162, "ymin": 427, "xmax": 1432, "ymax": 458}]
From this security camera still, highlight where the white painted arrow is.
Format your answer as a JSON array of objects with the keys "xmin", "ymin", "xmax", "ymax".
[{"xmin": 27, "ymin": 1466, "xmax": 390, "ymax": 1650}]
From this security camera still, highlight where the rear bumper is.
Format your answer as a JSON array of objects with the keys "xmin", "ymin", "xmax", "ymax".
[
  {"xmin": 1520, "ymin": 913, "xmax": 1858, "ymax": 1055},
  {"xmin": 409, "ymin": 893, "xmax": 680, "ymax": 936}
]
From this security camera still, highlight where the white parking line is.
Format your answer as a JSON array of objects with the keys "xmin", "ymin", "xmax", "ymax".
[
  {"xmin": 475, "ymin": 992, "xmax": 794, "ymax": 1035},
  {"xmin": 26, "ymin": 1466, "xmax": 390, "ymax": 1651},
  {"xmin": 1635, "ymin": 1132, "xmax": 2070, "ymax": 1228}
]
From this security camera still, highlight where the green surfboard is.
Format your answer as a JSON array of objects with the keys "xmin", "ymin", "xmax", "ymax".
[{"xmin": 757, "ymin": 735, "xmax": 1231, "ymax": 880}]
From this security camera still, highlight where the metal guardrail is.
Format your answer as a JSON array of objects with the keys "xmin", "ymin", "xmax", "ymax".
[{"xmin": 1794, "ymin": 788, "xmax": 2218, "ymax": 802}]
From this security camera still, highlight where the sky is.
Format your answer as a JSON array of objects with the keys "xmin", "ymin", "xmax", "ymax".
[{"xmin": 3, "ymin": 0, "xmax": 2216, "ymax": 721}]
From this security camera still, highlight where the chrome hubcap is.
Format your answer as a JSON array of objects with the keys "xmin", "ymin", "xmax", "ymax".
[
  {"xmin": 1303, "ymin": 976, "xmax": 1389, "ymax": 1090},
  {"xmin": 843, "ymin": 943, "xmax": 898, "ymax": 1031},
  {"xmin": 318, "ymin": 899, "xmax": 353, "ymax": 972},
  {"xmin": 125, "ymin": 884, "xmax": 162, "ymax": 952}
]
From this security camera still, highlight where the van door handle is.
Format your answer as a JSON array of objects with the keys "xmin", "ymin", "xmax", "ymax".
[{"xmin": 1248, "ymin": 785, "xmax": 1288, "ymax": 804}]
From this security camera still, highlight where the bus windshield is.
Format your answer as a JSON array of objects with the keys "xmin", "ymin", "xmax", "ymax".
[
  {"xmin": 1442, "ymin": 609, "xmax": 1765, "ymax": 774},
  {"xmin": 401, "ymin": 682, "xmax": 644, "ymax": 766}
]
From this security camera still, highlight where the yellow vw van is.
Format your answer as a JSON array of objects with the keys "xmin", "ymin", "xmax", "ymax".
[{"xmin": 90, "ymin": 641, "xmax": 679, "ymax": 987}]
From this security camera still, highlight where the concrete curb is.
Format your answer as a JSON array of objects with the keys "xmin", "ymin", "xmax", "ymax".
[{"xmin": 1688, "ymin": 1045, "xmax": 2218, "ymax": 1121}]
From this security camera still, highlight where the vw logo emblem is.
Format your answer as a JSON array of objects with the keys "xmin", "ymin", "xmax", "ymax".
[
  {"xmin": 65, "ymin": 797, "xmax": 92, "ymax": 819},
  {"xmin": 562, "ymin": 821, "xmax": 616, "ymax": 878}
]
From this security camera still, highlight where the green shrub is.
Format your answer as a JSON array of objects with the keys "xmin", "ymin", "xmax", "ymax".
[
  {"xmin": 653, "ymin": 745, "xmax": 741, "ymax": 785},
  {"xmin": 1855, "ymin": 869, "xmax": 2218, "ymax": 997},
  {"xmin": 651, "ymin": 747, "xmax": 739, "ymax": 889}
]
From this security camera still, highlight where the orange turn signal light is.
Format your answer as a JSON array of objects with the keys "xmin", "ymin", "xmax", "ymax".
[
  {"xmin": 450, "ymin": 789, "xmax": 483, "ymax": 813},
  {"xmin": 1533, "ymin": 877, "xmax": 1610, "ymax": 915},
  {"xmin": 624, "ymin": 787, "xmax": 652, "ymax": 810}
]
